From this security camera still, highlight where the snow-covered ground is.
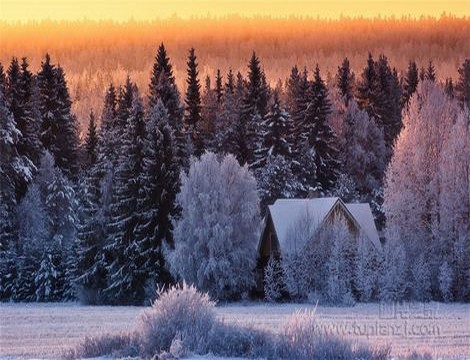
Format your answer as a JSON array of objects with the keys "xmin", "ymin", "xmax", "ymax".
[{"xmin": 0, "ymin": 302, "xmax": 469, "ymax": 359}]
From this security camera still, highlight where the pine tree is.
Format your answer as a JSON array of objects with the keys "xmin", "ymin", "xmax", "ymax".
[
  {"xmin": 237, "ymin": 52, "xmax": 269, "ymax": 166},
  {"xmin": 106, "ymin": 92, "xmax": 146, "ymax": 304},
  {"xmin": 215, "ymin": 69, "xmax": 223, "ymax": 104},
  {"xmin": 355, "ymin": 234, "xmax": 378, "ymax": 302},
  {"xmin": 45, "ymin": 166, "xmax": 78, "ymax": 299},
  {"xmin": 402, "ymin": 60, "xmax": 419, "ymax": 106},
  {"xmin": 6, "ymin": 57, "xmax": 36, "ymax": 199},
  {"xmin": 184, "ymin": 47, "xmax": 203, "ymax": 156},
  {"xmin": 75, "ymin": 172, "xmax": 108, "ymax": 304},
  {"xmin": 444, "ymin": 78, "xmax": 455, "ymax": 99},
  {"xmin": 378, "ymin": 237, "xmax": 407, "ymax": 302},
  {"xmin": 37, "ymin": 55, "xmax": 79, "ymax": 176},
  {"xmin": 0, "ymin": 87, "xmax": 20, "ymax": 300},
  {"xmin": 148, "ymin": 43, "xmax": 185, "ymax": 165},
  {"xmin": 455, "ymin": 59, "xmax": 470, "ymax": 109},
  {"xmin": 14, "ymin": 183, "xmax": 47, "ymax": 301},
  {"xmin": 336, "ymin": 57, "xmax": 355, "ymax": 107},
  {"xmin": 201, "ymin": 75, "xmax": 218, "ymax": 151},
  {"xmin": 135, "ymin": 100, "xmax": 180, "ymax": 294},
  {"xmin": 300, "ymin": 65, "xmax": 340, "ymax": 192},
  {"xmin": 426, "ymin": 60, "xmax": 437, "ymax": 82},
  {"xmin": 19, "ymin": 58, "xmax": 42, "ymax": 166},
  {"xmin": 85, "ymin": 110, "xmax": 98, "ymax": 167}
]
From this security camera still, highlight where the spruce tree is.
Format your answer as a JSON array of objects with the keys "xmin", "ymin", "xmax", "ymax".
[
  {"xmin": 426, "ymin": 60, "xmax": 437, "ymax": 82},
  {"xmin": 225, "ymin": 69, "xmax": 235, "ymax": 96},
  {"xmin": 0, "ymin": 87, "xmax": 19, "ymax": 300},
  {"xmin": 148, "ymin": 43, "xmax": 185, "ymax": 165},
  {"xmin": 85, "ymin": 110, "xmax": 98, "ymax": 167},
  {"xmin": 215, "ymin": 69, "xmax": 223, "ymax": 104},
  {"xmin": 256, "ymin": 91, "xmax": 292, "ymax": 167},
  {"xmin": 445, "ymin": 78, "xmax": 455, "ymax": 99},
  {"xmin": 402, "ymin": 60, "xmax": 419, "ymax": 106},
  {"xmin": 455, "ymin": 59, "xmax": 470, "ymax": 109},
  {"xmin": 301, "ymin": 65, "xmax": 340, "ymax": 192},
  {"xmin": 37, "ymin": 55, "xmax": 79, "ymax": 176},
  {"xmin": 336, "ymin": 57, "xmax": 355, "ymax": 107},
  {"xmin": 106, "ymin": 92, "xmax": 146, "ymax": 304},
  {"xmin": 184, "ymin": 47, "xmax": 203, "ymax": 156},
  {"xmin": 237, "ymin": 52, "xmax": 269, "ymax": 166},
  {"xmin": 201, "ymin": 75, "xmax": 218, "ymax": 150},
  {"xmin": 135, "ymin": 101, "xmax": 180, "ymax": 294}
]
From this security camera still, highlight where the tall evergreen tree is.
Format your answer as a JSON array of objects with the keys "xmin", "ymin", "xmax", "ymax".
[
  {"xmin": 184, "ymin": 48, "xmax": 203, "ymax": 156},
  {"xmin": 105, "ymin": 92, "xmax": 146, "ymax": 304},
  {"xmin": 225, "ymin": 69, "xmax": 235, "ymax": 96},
  {"xmin": 201, "ymin": 75, "xmax": 218, "ymax": 150},
  {"xmin": 37, "ymin": 55, "xmax": 79, "ymax": 176},
  {"xmin": 0, "ymin": 87, "xmax": 20, "ymax": 300},
  {"xmin": 445, "ymin": 78, "xmax": 455, "ymax": 99},
  {"xmin": 148, "ymin": 43, "xmax": 185, "ymax": 164},
  {"xmin": 236, "ymin": 52, "xmax": 269, "ymax": 165},
  {"xmin": 300, "ymin": 65, "xmax": 340, "ymax": 192},
  {"xmin": 426, "ymin": 60, "xmax": 437, "ymax": 82},
  {"xmin": 336, "ymin": 57, "xmax": 355, "ymax": 107},
  {"xmin": 402, "ymin": 60, "xmax": 419, "ymax": 106},
  {"xmin": 135, "ymin": 101, "xmax": 180, "ymax": 294},
  {"xmin": 215, "ymin": 69, "xmax": 223, "ymax": 104},
  {"xmin": 84, "ymin": 110, "xmax": 98, "ymax": 167},
  {"xmin": 455, "ymin": 59, "xmax": 470, "ymax": 109}
]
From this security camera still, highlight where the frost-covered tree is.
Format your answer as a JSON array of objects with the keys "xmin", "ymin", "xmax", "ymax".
[
  {"xmin": 257, "ymin": 155, "xmax": 299, "ymax": 214},
  {"xmin": 355, "ymin": 234, "xmax": 379, "ymax": 302},
  {"xmin": 135, "ymin": 100, "xmax": 180, "ymax": 293},
  {"xmin": 106, "ymin": 92, "xmax": 146, "ymax": 305},
  {"xmin": 14, "ymin": 183, "xmax": 47, "ymax": 301},
  {"xmin": 264, "ymin": 255, "xmax": 284, "ymax": 302},
  {"xmin": 256, "ymin": 91, "xmax": 293, "ymax": 168},
  {"xmin": 384, "ymin": 81, "xmax": 458, "ymax": 283},
  {"xmin": 340, "ymin": 101, "xmax": 386, "ymax": 195},
  {"xmin": 325, "ymin": 217, "xmax": 355, "ymax": 305},
  {"xmin": 411, "ymin": 254, "xmax": 432, "ymax": 302},
  {"xmin": 169, "ymin": 152, "xmax": 260, "ymax": 300},
  {"xmin": 425, "ymin": 60, "xmax": 436, "ymax": 82},
  {"xmin": 378, "ymin": 237, "xmax": 407, "ymax": 302},
  {"xmin": 45, "ymin": 166, "xmax": 78, "ymax": 299},
  {"xmin": 438, "ymin": 261, "xmax": 453, "ymax": 302}
]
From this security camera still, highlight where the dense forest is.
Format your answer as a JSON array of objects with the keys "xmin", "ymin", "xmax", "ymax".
[
  {"xmin": 0, "ymin": 43, "xmax": 469, "ymax": 305},
  {"xmin": 1, "ymin": 15, "xmax": 469, "ymax": 130}
]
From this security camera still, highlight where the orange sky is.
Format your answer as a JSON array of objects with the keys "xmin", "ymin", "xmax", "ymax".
[{"xmin": 1, "ymin": 0, "xmax": 469, "ymax": 22}]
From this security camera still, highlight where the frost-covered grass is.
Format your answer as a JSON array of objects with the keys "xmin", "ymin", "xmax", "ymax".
[{"xmin": 0, "ymin": 300, "xmax": 469, "ymax": 359}]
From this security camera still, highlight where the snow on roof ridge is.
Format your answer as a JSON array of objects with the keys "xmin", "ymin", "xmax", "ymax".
[{"xmin": 268, "ymin": 197, "xmax": 380, "ymax": 255}]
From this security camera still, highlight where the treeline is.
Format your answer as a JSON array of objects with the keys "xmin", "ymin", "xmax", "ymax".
[
  {"xmin": 1, "ymin": 15, "xmax": 469, "ymax": 130},
  {"xmin": 0, "ymin": 44, "xmax": 468, "ymax": 304}
]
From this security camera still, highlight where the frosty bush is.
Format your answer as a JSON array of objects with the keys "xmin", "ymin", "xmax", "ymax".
[{"xmin": 139, "ymin": 282, "xmax": 216, "ymax": 356}]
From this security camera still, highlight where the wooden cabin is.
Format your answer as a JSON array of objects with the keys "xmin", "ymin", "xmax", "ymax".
[{"xmin": 255, "ymin": 197, "xmax": 381, "ymax": 293}]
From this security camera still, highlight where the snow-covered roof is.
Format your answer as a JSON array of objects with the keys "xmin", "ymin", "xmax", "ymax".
[{"xmin": 267, "ymin": 198, "xmax": 380, "ymax": 255}]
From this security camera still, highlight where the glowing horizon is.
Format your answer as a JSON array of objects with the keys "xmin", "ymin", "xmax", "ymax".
[{"xmin": 1, "ymin": 0, "xmax": 469, "ymax": 23}]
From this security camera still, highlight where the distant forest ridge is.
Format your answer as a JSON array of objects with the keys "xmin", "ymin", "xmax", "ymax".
[{"xmin": 1, "ymin": 15, "xmax": 468, "ymax": 129}]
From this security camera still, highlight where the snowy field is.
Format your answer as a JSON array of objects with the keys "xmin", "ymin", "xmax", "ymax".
[{"xmin": 0, "ymin": 302, "xmax": 469, "ymax": 359}]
